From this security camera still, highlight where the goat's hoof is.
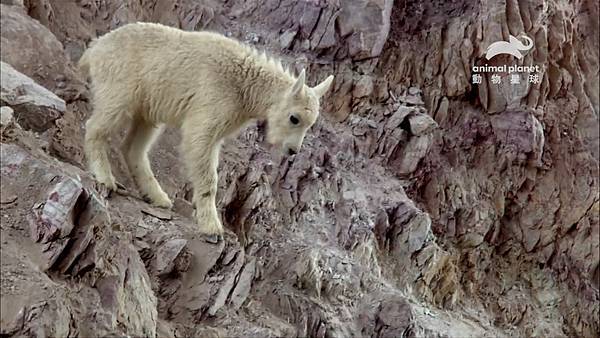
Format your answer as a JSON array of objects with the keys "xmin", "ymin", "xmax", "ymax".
[
  {"xmin": 203, "ymin": 234, "xmax": 224, "ymax": 244},
  {"xmin": 115, "ymin": 181, "xmax": 127, "ymax": 190},
  {"xmin": 95, "ymin": 182, "xmax": 114, "ymax": 199}
]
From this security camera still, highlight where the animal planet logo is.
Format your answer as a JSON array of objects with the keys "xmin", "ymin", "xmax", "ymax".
[
  {"xmin": 471, "ymin": 34, "xmax": 541, "ymax": 85},
  {"xmin": 485, "ymin": 34, "xmax": 534, "ymax": 60}
]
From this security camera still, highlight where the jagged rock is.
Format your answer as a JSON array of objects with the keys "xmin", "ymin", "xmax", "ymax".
[
  {"xmin": 93, "ymin": 240, "xmax": 158, "ymax": 338},
  {"xmin": 1, "ymin": 143, "xmax": 157, "ymax": 336},
  {"xmin": 0, "ymin": 61, "xmax": 65, "ymax": 132},
  {"xmin": 337, "ymin": 0, "xmax": 393, "ymax": 59},
  {"xmin": 377, "ymin": 197, "xmax": 434, "ymax": 256},
  {"xmin": 155, "ymin": 238, "xmax": 190, "ymax": 276},
  {"xmin": 31, "ymin": 177, "xmax": 84, "ymax": 243},
  {"xmin": 353, "ymin": 75, "xmax": 374, "ymax": 98},
  {"xmin": 373, "ymin": 296, "xmax": 414, "ymax": 337},
  {"xmin": 490, "ymin": 110, "xmax": 544, "ymax": 167},
  {"xmin": 207, "ymin": 246, "xmax": 245, "ymax": 316},
  {"xmin": 398, "ymin": 92, "xmax": 425, "ymax": 105},
  {"xmin": 141, "ymin": 206, "xmax": 173, "ymax": 221},
  {"xmin": 279, "ymin": 29, "xmax": 296, "ymax": 49},
  {"xmin": 390, "ymin": 135, "xmax": 431, "ymax": 175},
  {"xmin": 229, "ymin": 257, "xmax": 255, "ymax": 309},
  {"xmin": 385, "ymin": 106, "xmax": 413, "ymax": 130},
  {"xmin": 408, "ymin": 113, "xmax": 438, "ymax": 136}
]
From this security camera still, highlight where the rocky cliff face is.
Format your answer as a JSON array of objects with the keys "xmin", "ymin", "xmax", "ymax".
[{"xmin": 1, "ymin": 0, "xmax": 598, "ymax": 337}]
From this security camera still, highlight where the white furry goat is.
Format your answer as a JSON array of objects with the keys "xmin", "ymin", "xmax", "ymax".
[{"xmin": 79, "ymin": 22, "xmax": 334, "ymax": 238}]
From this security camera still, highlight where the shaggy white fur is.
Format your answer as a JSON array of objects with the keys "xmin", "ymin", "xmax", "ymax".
[{"xmin": 79, "ymin": 22, "xmax": 334, "ymax": 236}]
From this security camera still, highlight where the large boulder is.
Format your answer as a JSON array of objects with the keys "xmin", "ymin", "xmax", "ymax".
[
  {"xmin": 1, "ymin": 61, "xmax": 65, "ymax": 132},
  {"xmin": 0, "ymin": 4, "xmax": 83, "ymax": 99}
]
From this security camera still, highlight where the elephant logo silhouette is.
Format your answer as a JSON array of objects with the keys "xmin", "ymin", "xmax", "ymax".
[{"xmin": 485, "ymin": 35, "xmax": 534, "ymax": 60}]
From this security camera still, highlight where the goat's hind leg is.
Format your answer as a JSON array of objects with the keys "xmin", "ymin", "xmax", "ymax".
[
  {"xmin": 84, "ymin": 104, "xmax": 128, "ymax": 192},
  {"xmin": 122, "ymin": 119, "xmax": 172, "ymax": 208}
]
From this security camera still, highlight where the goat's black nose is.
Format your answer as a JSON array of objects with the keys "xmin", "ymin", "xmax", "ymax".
[{"xmin": 287, "ymin": 148, "xmax": 297, "ymax": 156}]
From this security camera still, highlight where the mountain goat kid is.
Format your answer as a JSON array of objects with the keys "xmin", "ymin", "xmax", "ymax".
[{"xmin": 79, "ymin": 22, "xmax": 334, "ymax": 239}]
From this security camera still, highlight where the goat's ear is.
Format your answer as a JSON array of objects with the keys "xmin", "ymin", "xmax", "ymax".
[
  {"xmin": 312, "ymin": 75, "xmax": 334, "ymax": 98},
  {"xmin": 291, "ymin": 69, "xmax": 306, "ymax": 96}
]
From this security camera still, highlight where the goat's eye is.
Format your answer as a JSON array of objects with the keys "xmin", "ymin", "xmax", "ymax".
[{"xmin": 290, "ymin": 115, "xmax": 300, "ymax": 125}]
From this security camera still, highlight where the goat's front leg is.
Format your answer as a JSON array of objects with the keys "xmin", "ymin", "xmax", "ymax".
[{"xmin": 181, "ymin": 131, "xmax": 224, "ymax": 238}]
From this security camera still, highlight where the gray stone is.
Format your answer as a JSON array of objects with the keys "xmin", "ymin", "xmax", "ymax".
[
  {"xmin": 0, "ymin": 62, "xmax": 65, "ymax": 131},
  {"xmin": 408, "ymin": 113, "xmax": 438, "ymax": 136},
  {"xmin": 156, "ymin": 239, "xmax": 188, "ymax": 275},
  {"xmin": 279, "ymin": 29, "xmax": 297, "ymax": 49},
  {"xmin": 0, "ymin": 105, "xmax": 14, "ymax": 126},
  {"xmin": 353, "ymin": 75, "xmax": 374, "ymax": 98}
]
